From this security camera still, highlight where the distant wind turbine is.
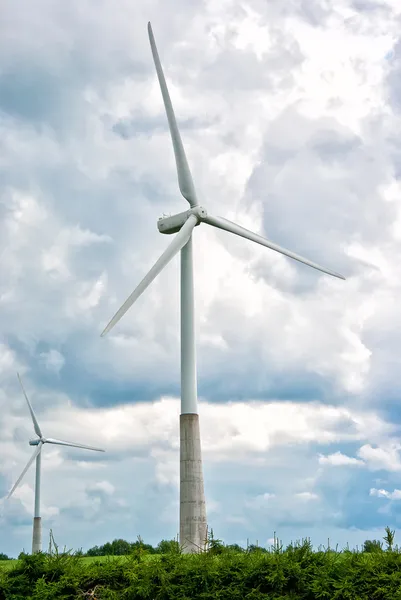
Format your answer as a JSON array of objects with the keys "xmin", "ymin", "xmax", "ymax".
[
  {"xmin": 101, "ymin": 22, "xmax": 345, "ymax": 553},
  {"xmin": 7, "ymin": 373, "xmax": 105, "ymax": 554}
]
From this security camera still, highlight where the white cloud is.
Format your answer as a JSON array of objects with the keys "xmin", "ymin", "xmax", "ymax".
[
  {"xmin": 295, "ymin": 492, "xmax": 319, "ymax": 500},
  {"xmin": 2, "ymin": 396, "xmax": 390, "ymax": 463},
  {"xmin": 7, "ymin": 483, "xmax": 59, "ymax": 519},
  {"xmin": 0, "ymin": 343, "xmax": 18, "ymax": 374},
  {"xmin": 245, "ymin": 493, "xmax": 276, "ymax": 510},
  {"xmin": 87, "ymin": 481, "xmax": 115, "ymax": 496},
  {"xmin": 318, "ymin": 451, "xmax": 365, "ymax": 467},
  {"xmin": 357, "ymin": 444, "xmax": 401, "ymax": 472},
  {"xmin": 370, "ymin": 488, "xmax": 401, "ymax": 500},
  {"xmin": 39, "ymin": 350, "xmax": 65, "ymax": 373}
]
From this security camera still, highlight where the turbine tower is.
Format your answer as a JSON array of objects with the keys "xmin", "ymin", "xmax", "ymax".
[
  {"xmin": 7, "ymin": 373, "xmax": 105, "ymax": 554},
  {"xmin": 101, "ymin": 22, "xmax": 345, "ymax": 553}
]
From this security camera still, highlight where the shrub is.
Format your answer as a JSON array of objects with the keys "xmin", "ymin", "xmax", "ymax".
[
  {"xmin": 3, "ymin": 529, "xmax": 401, "ymax": 599},
  {"xmin": 363, "ymin": 539, "xmax": 383, "ymax": 553}
]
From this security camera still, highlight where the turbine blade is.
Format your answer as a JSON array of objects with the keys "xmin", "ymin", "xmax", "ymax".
[
  {"xmin": 45, "ymin": 438, "xmax": 105, "ymax": 452},
  {"xmin": 101, "ymin": 213, "xmax": 198, "ymax": 336},
  {"xmin": 7, "ymin": 443, "xmax": 42, "ymax": 499},
  {"xmin": 17, "ymin": 373, "xmax": 43, "ymax": 438},
  {"xmin": 203, "ymin": 215, "xmax": 345, "ymax": 280},
  {"xmin": 148, "ymin": 22, "xmax": 198, "ymax": 208}
]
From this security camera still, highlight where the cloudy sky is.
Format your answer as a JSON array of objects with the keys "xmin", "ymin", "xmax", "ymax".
[{"xmin": 1, "ymin": 0, "xmax": 401, "ymax": 557}]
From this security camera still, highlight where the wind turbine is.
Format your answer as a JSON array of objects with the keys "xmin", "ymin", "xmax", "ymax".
[
  {"xmin": 101, "ymin": 22, "xmax": 345, "ymax": 554},
  {"xmin": 7, "ymin": 373, "xmax": 105, "ymax": 554}
]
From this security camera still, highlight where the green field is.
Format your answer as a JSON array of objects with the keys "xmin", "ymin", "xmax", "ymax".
[
  {"xmin": 0, "ymin": 560, "xmax": 16, "ymax": 571},
  {"xmin": 0, "ymin": 552, "xmax": 161, "ymax": 572},
  {"xmin": 0, "ymin": 554, "xmax": 146, "ymax": 570}
]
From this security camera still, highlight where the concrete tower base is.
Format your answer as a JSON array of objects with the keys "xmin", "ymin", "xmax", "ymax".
[
  {"xmin": 32, "ymin": 517, "xmax": 42, "ymax": 554},
  {"xmin": 180, "ymin": 413, "xmax": 207, "ymax": 553}
]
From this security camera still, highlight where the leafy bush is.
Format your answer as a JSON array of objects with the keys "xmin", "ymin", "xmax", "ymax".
[
  {"xmin": 2, "ymin": 528, "xmax": 401, "ymax": 599},
  {"xmin": 86, "ymin": 536, "xmax": 156, "ymax": 557},
  {"xmin": 156, "ymin": 539, "xmax": 180, "ymax": 555},
  {"xmin": 363, "ymin": 539, "xmax": 383, "ymax": 553}
]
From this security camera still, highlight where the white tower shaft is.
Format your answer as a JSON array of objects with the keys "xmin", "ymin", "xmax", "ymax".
[
  {"xmin": 179, "ymin": 237, "xmax": 207, "ymax": 552},
  {"xmin": 181, "ymin": 236, "xmax": 197, "ymax": 415},
  {"xmin": 32, "ymin": 451, "xmax": 42, "ymax": 553}
]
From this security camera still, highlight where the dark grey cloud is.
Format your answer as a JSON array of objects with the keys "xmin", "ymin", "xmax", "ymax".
[
  {"xmin": 247, "ymin": 0, "xmax": 332, "ymax": 28},
  {"xmin": 243, "ymin": 107, "xmax": 397, "ymax": 285},
  {"xmin": 387, "ymin": 34, "xmax": 401, "ymax": 113},
  {"xmin": 351, "ymin": 0, "xmax": 391, "ymax": 14}
]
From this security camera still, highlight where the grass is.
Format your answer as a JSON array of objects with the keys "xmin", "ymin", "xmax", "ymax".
[
  {"xmin": 80, "ymin": 555, "xmax": 126, "ymax": 565},
  {"xmin": 0, "ymin": 553, "xmax": 158, "ymax": 571},
  {"xmin": 0, "ymin": 560, "xmax": 17, "ymax": 571}
]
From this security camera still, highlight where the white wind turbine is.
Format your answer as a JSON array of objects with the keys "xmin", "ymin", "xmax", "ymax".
[
  {"xmin": 101, "ymin": 22, "xmax": 345, "ymax": 553},
  {"xmin": 7, "ymin": 373, "xmax": 105, "ymax": 554}
]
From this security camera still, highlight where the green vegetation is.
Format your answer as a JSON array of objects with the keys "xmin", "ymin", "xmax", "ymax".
[{"xmin": 1, "ymin": 528, "xmax": 401, "ymax": 598}]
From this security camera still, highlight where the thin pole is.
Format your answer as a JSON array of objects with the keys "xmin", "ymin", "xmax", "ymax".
[
  {"xmin": 32, "ymin": 450, "xmax": 42, "ymax": 553},
  {"xmin": 181, "ymin": 235, "xmax": 197, "ymax": 415},
  {"xmin": 34, "ymin": 451, "xmax": 41, "ymax": 519}
]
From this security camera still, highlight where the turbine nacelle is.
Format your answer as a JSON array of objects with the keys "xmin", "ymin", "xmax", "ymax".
[
  {"xmin": 158, "ymin": 205, "xmax": 207, "ymax": 235},
  {"xmin": 29, "ymin": 438, "xmax": 42, "ymax": 446}
]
